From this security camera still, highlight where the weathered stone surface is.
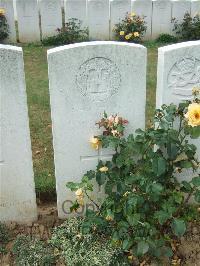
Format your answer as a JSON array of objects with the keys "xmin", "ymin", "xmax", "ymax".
[
  {"xmin": 64, "ymin": 0, "xmax": 87, "ymax": 28},
  {"xmin": 152, "ymin": 0, "xmax": 172, "ymax": 39},
  {"xmin": 132, "ymin": 0, "xmax": 152, "ymax": 40},
  {"xmin": 191, "ymin": 0, "xmax": 200, "ymax": 17},
  {"xmin": 16, "ymin": 0, "xmax": 40, "ymax": 43},
  {"xmin": 48, "ymin": 41, "xmax": 147, "ymax": 218},
  {"xmin": 172, "ymin": 0, "xmax": 191, "ymax": 23},
  {"xmin": 110, "ymin": 0, "xmax": 131, "ymax": 39},
  {"xmin": 0, "ymin": 0, "xmax": 16, "ymax": 42},
  {"xmin": 88, "ymin": 0, "xmax": 110, "ymax": 40},
  {"xmin": 0, "ymin": 45, "xmax": 37, "ymax": 223},
  {"xmin": 39, "ymin": 0, "xmax": 62, "ymax": 39},
  {"xmin": 157, "ymin": 41, "xmax": 200, "ymax": 181}
]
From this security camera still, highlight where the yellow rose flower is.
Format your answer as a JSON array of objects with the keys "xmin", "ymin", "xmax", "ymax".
[
  {"xmin": 90, "ymin": 137, "xmax": 101, "ymax": 150},
  {"xmin": 99, "ymin": 166, "xmax": 109, "ymax": 172},
  {"xmin": 185, "ymin": 103, "xmax": 200, "ymax": 127},
  {"xmin": 75, "ymin": 188, "xmax": 84, "ymax": 197},
  {"xmin": 119, "ymin": 31, "xmax": 125, "ymax": 36},
  {"xmin": 0, "ymin": 8, "xmax": 5, "ymax": 16},
  {"xmin": 125, "ymin": 33, "xmax": 132, "ymax": 40},
  {"xmin": 106, "ymin": 215, "xmax": 113, "ymax": 221},
  {"xmin": 134, "ymin": 32, "xmax": 139, "ymax": 37}
]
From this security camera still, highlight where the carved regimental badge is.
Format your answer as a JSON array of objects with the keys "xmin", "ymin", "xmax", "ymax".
[
  {"xmin": 76, "ymin": 57, "xmax": 121, "ymax": 102},
  {"xmin": 168, "ymin": 57, "xmax": 200, "ymax": 100}
]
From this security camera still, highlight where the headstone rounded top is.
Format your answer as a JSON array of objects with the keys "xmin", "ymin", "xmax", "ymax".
[
  {"xmin": 47, "ymin": 41, "xmax": 146, "ymax": 56},
  {"xmin": 0, "ymin": 44, "xmax": 22, "ymax": 52}
]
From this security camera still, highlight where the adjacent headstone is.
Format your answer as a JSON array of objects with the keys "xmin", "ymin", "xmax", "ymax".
[
  {"xmin": 16, "ymin": 0, "xmax": 40, "ymax": 43},
  {"xmin": 132, "ymin": 0, "xmax": 153, "ymax": 40},
  {"xmin": 172, "ymin": 0, "xmax": 191, "ymax": 23},
  {"xmin": 0, "ymin": 45, "xmax": 37, "ymax": 223},
  {"xmin": 39, "ymin": 0, "xmax": 62, "ymax": 39},
  {"xmin": 156, "ymin": 41, "xmax": 200, "ymax": 181},
  {"xmin": 64, "ymin": 0, "xmax": 87, "ymax": 28},
  {"xmin": 110, "ymin": 0, "xmax": 131, "ymax": 39},
  {"xmin": 152, "ymin": 0, "xmax": 172, "ymax": 39},
  {"xmin": 0, "ymin": 0, "xmax": 16, "ymax": 43},
  {"xmin": 191, "ymin": 0, "xmax": 200, "ymax": 17},
  {"xmin": 48, "ymin": 41, "xmax": 147, "ymax": 218},
  {"xmin": 88, "ymin": 0, "xmax": 110, "ymax": 40}
]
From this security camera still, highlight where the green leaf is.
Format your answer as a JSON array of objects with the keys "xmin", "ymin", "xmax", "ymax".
[
  {"xmin": 180, "ymin": 161, "xmax": 193, "ymax": 169},
  {"xmin": 192, "ymin": 176, "xmax": 200, "ymax": 187},
  {"xmin": 181, "ymin": 181, "xmax": 192, "ymax": 192},
  {"xmin": 155, "ymin": 210, "xmax": 171, "ymax": 225},
  {"xmin": 171, "ymin": 219, "xmax": 186, "ymax": 237},
  {"xmin": 161, "ymin": 246, "xmax": 173, "ymax": 257},
  {"xmin": 152, "ymin": 157, "xmax": 167, "ymax": 176},
  {"xmin": 96, "ymin": 172, "xmax": 106, "ymax": 186},
  {"xmin": 122, "ymin": 239, "xmax": 133, "ymax": 250},
  {"xmin": 190, "ymin": 126, "xmax": 200, "ymax": 139},
  {"xmin": 194, "ymin": 190, "xmax": 200, "ymax": 203},
  {"xmin": 127, "ymin": 213, "xmax": 140, "ymax": 226},
  {"xmin": 137, "ymin": 241, "xmax": 149, "ymax": 256}
]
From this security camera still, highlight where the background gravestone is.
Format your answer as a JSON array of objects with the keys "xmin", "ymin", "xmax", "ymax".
[
  {"xmin": 110, "ymin": 0, "xmax": 131, "ymax": 39},
  {"xmin": 172, "ymin": 0, "xmax": 191, "ymax": 24},
  {"xmin": 39, "ymin": 0, "xmax": 62, "ymax": 39},
  {"xmin": 88, "ymin": 0, "xmax": 110, "ymax": 40},
  {"xmin": 191, "ymin": 0, "xmax": 200, "ymax": 17},
  {"xmin": 0, "ymin": 45, "xmax": 37, "ymax": 223},
  {"xmin": 0, "ymin": 0, "xmax": 16, "ymax": 43},
  {"xmin": 157, "ymin": 41, "xmax": 200, "ymax": 181},
  {"xmin": 64, "ymin": 0, "xmax": 87, "ymax": 28},
  {"xmin": 48, "ymin": 41, "xmax": 147, "ymax": 218},
  {"xmin": 16, "ymin": 0, "xmax": 40, "ymax": 43},
  {"xmin": 131, "ymin": 0, "xmax": 152, "ymax": 40},
  {"xmin": 152, "ymin": 0, "xmax": 172, "ymax": 39}
]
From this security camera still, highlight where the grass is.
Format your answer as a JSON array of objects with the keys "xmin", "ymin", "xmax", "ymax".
[{"xmin": 20, "ymin": 41, "xmax": 162, "ymax": 200}]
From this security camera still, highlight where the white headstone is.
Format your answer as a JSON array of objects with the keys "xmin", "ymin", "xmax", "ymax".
[
  {"xmin": 88, "ymin": 0, "xmax": 110, "ymax": 40},
  {"xmin": 157, "ymin": 41, "xmax": 200, "ymax": 181},
  {"xmin": 39, "ymin": 0, "xmax": 62, "ymax": 39},
  {"xmin": 48, "ymin": 41, "xmax": 147, "ymax": 218},
  {"xmin": 132, "ymin": 0, "xmax": 153, "ymax": 40},
  {"xmin": 0, "ymin": 45, "xmax": 37, "ymax": 223},
  {"xmin": 0, "ymin": 0, "xmax": 16, "ymax": 43},
  {"xmin": 152, "ymin": 0, "xmax": 172, "ymax": 39},
  {"xmin": 191, "ymin": 0, "xmax": 200, "ymax": 17},
  {"xmin": 64, "ymin": 0, "xmax": 87, "ymax": 28},
  {"xmin": 172, "ymin": 0, "xmax": 191, "ymax": 23},
  {"xmin": 110, "ymin": 0, "xmax": 131, "ymax": 39},
  {"xmin": 16, "ymin": 0, "xmax": 40, "ymax": 43}
]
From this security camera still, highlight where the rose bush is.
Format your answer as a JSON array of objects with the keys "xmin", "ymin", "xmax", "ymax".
[
  {"xmin": 67, "ymin": 89, "xmax": 200, "ymax": 263},
  {"xmin": 113, "ymin": 12, "xmax": 147, "ymax": 43}
]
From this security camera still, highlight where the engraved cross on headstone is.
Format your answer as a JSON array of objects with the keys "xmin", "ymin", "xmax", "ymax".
[{"xmin": 80, "ymin": 149, "xmax": 113, "ymax": 162}]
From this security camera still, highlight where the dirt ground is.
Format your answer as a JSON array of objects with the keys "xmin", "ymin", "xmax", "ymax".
[{"xmin": 0, "ymin": 204, "xmax": 200, "ymax": 266}]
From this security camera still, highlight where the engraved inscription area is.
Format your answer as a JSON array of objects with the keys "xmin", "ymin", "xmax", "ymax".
[
  {"xmin": 76, "ymin": 57, "xmax": 121, "ymax": 102},
  {"xmin": 168, "ymin": 57, "xmax": 200, "ymax": 100}
]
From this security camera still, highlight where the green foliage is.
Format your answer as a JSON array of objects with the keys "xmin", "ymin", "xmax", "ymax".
[
  {"xmin": 42, "ymin": 18, "xmax": 89, "ymax": 46},
  {"xmin": 12, "ymin": 235, "xmax": 55, "ymax": 266},
  {"xmin": 49, "ymin": 217, "xmax": 129, "ymax": 266},
  {"xmin": 114, "ymin": 12, "xmax": 147, "ymax": 43},
  {"xmin": 0, "ymin": 12, "xmax": 9, "ymax": 42},
  {"xmin": 172, "ymin": 12, "xmax": 200, "ymax": 41},
  {"xmin": 67, "ymin": 97, "xmax": 200, "ymax": 262},
  {"xmin": 0, "ymin": 223, "xmax": 9, "ymax": 255},
  {"xmin": 156, "ymin": 33, "xmax": 178, "ymax": 44}
]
